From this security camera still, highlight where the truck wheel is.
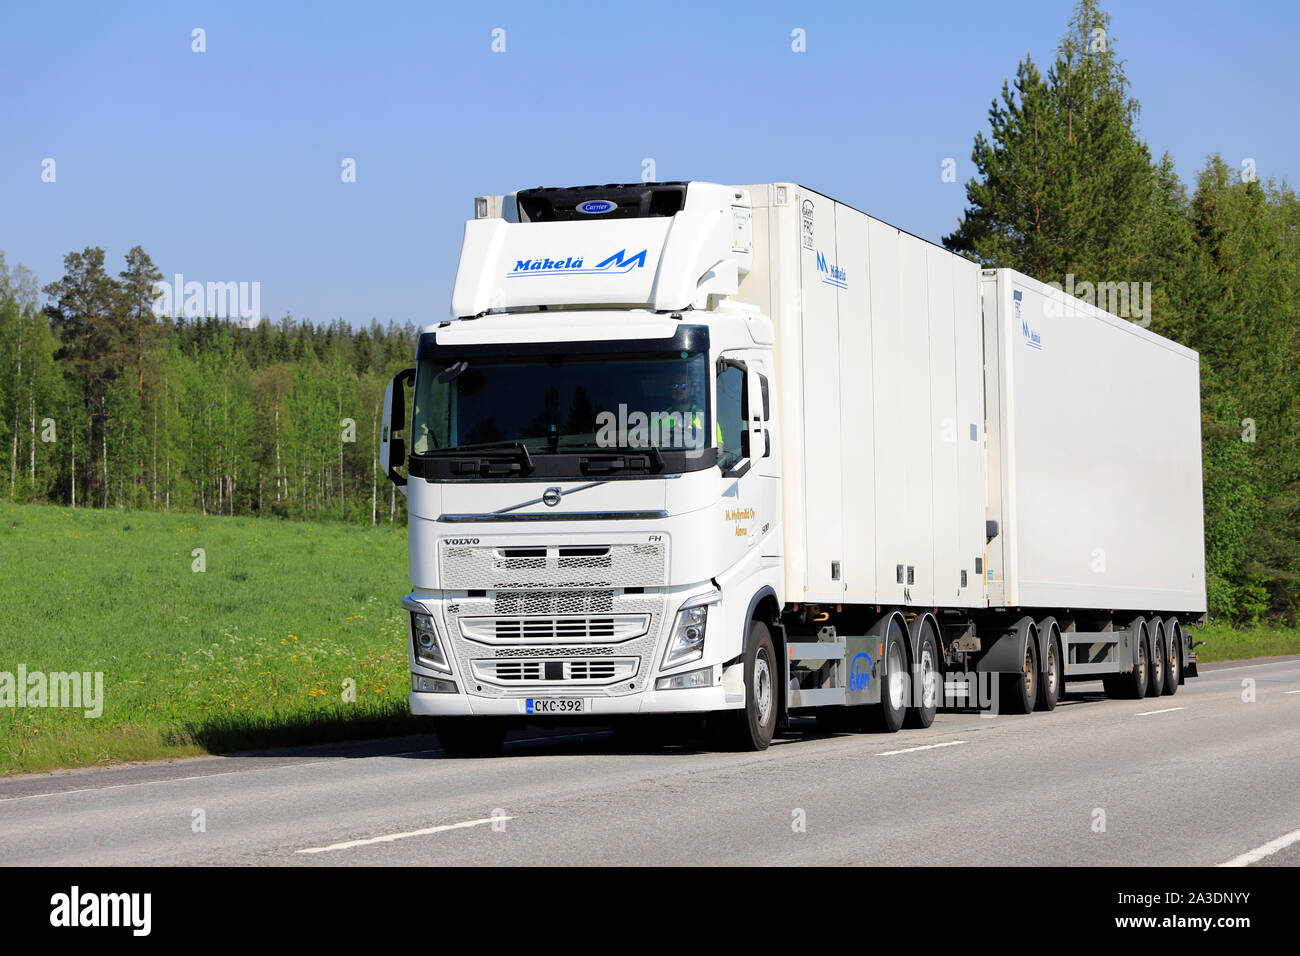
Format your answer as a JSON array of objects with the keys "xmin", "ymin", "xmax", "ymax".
[
  {"xmin": 1163, "ymin": 626, "xmax": 1181, "ymax": 696},
  {"xmin": 866, "ymin": 618, "xmax": 907, "ymax": 733},
  {"xmin": 1000, "ymin": 638, "xmax": 1037, "ymax": 714},
  {"xmin": 1036, "ymin": 635, "xmax": 1061, "ymax": 712},
  {"xmin": 716, "ymin": 620, "xmax": 777, "ymax": 751},
  {"xmin": 903, "ymin": 626, "xmax": 940, "ymax": 729},
  {"xmin": 434, "ymin": 717, "xmax": 507, "ymax": 757},
  {"xmin": 1146, "ymin": 625, "xmax": 1165, "ymax": 698}
]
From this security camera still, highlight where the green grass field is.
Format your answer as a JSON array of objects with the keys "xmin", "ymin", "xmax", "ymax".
[
  {"xmin": 1194, "ymin": 621, "xmax": 1300, "ymax": 662},
  {"xmin": 2, "ymin": 502, "xmax": 1298, "ymax": 775},
  {"xmin": 0, "ymin": 502, "xmax": 419, "ymax": 775}
]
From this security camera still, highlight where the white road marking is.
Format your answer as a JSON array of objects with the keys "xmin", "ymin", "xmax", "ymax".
[
  {"xmin": 1284, "ymin": 690, "xmax": 1300, "ymax": 695},
  {"xmin": 297, "ymin": 816, "xmax": 511, "ymax": 854},
  {"xmin": 1135, "ymin": 706, "xmax": 1185, "ymax": 716},
  {"xmin": 1219, "ymin": 827, "xmax": 1300, "ymax": 867},
  {"xmin": 876, "ymin": 740, "xmax": 967, "ymax": 757}
]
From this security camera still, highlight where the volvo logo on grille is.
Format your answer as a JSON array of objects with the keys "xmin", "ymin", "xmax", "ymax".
[
  {"xmin": 542, "ymin": 487, "xmax": 562, "ymax": 507},
  {"xmin": 445, "ymin": 537, "xmax": 480, "ymax": 545}
]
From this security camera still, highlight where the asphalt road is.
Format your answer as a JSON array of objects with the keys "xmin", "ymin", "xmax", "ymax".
[{"xmin": 2, "ymin": 657, "xmax": 1298, "ymax": 866}]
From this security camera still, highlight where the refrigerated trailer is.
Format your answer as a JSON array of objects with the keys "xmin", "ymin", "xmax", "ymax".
[{"xmin": 380, "ymin": 181, "xmax": 1207, "ymax": 755}]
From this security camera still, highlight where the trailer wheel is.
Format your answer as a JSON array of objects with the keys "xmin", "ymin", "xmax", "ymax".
[
  {"xmin": 1036, "ymin": 635, "xmax": 1061, "ymax": 712},
  {"xmin": 1163, "ymin": 625, "xmax": 1181, "ymax": 696},
  {"xmin": 903, "ymin": 625, "xmax": 940, "ymax": 729},
  {"xmin": 1146, "ymin": 624, "xmax": 1166, "ymax": 698},
  {"xmin": 1103, "ymin": 624, "xmax": 1148, "ymax": 700},
  {"xmin": 865, "ymin": 618, "xmax": 907, "ymax": 733},
  {"xmin": 434, "ymin": 717, "xmax": 507, "ymax": 758},
  {"xmin": 1000, "ymin": 638, "xmax": 1037, "ymax": 714},
  {"xmin": 715, "ymin": 620, "xmax": 777, "ymax": 751}
]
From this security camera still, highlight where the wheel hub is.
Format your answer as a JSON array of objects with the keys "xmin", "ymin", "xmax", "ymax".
[
  {"xmin": 920, "ymin": 647, "xmax": 937, "ymax": 709},
  {"xmin": 754, "ymin": 654, "xmax": 772, "ymax": 725},
  {"xmin": 888, "ymin": 642, "xmax": 907, "ymax": 710}
]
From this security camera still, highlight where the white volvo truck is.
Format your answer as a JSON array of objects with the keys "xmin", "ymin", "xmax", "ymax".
[{"xmin": 380, "ymin": 181, "xmax": 1207, "ymax": 756}]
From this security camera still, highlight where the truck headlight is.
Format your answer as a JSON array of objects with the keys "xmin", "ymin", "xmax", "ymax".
[
  {"xmin": 662, "ymin": 590, "xmax": 721, "ymax": 669},
  {"xmin": 411, "ymin": 612, "xmax": 450, "ymax": 673},
  {"xmin": 655, "ymin": 665, "xmax": 715, "ymax": 690},
  {"xmin": 412, "ymin": 674, "xmax": 458, "ymax": 694}
]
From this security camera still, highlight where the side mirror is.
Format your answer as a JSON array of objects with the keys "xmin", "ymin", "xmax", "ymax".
[{"xmin": 380, "ymin": 367, "xmax": 415, "ymax": 487}]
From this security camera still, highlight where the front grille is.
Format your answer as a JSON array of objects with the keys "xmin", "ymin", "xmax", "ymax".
[
  {"xmin": 495, "ymin": 590, "xmax": 615, "ymax": 615},
  {"xmin": 492, "ymin": 645, "xmax": 619, "ymax": 658},
  {"xmin": 470, "ymin": 658, "xmax": 638, "ymax": 685},
  {"xmin": 441, "ymin": 542, "xmax": 666, "ymax": 589},
  {"xmin": 444, "ymin": 591, "xmax": 666, "ymax": 699},
  {"xmin": 459, "ymin": 614, "xmax": 650, "ymax": 644}
]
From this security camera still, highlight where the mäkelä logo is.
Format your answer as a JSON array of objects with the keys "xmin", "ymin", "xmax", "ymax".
[
  {"xmin": 508, "ymin": 248, "xmax": 648, "ymax": 277},
  {"xmin": 816, "ymin": 250, "xmax": 847, "ymax": 290},
  {"xmin": 1015, "ymin": 290, "xmax": 1043, "ymax": 350}
]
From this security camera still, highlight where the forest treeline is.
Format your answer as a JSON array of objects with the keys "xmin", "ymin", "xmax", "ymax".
[
  {"xmin": 0, "ymin": 247, "xmax": 416, "ymax": 526},
  {"xmin": 3, "ymin": 0, "xmax": 1298, "ymax": 624}
]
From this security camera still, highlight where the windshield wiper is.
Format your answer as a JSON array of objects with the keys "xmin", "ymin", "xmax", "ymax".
[
  {"xmin": 513, "ymin": 441, "xmax": 534, "ymax": 472},
  {"xmin": 416, "ymin": 439, "xmax": 536, "ymax": 474},
  {"xmin": 568, "ymin": 442, "xmax": 664, "ymax": 472},
  {"xmin": 418, "ymin": 439, "xmax": 537, "ymax": 457}
]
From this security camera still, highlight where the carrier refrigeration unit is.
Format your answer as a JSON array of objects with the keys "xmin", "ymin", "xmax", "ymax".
[{"xmin": 379, "ymin": 181, "xmax": 1207, "ymax": 756}]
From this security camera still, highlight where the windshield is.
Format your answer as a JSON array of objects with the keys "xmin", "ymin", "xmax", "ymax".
[{"xmin": 411, "ymin": 348, "xmax": 710, "ymax": 457}]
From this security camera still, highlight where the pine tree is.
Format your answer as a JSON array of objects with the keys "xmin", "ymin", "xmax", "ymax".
[{"xmin": 944, "ymin": 0, "xmax": 1156, "ymax": 286}]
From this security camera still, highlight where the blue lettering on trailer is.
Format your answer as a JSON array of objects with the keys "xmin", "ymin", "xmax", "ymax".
[
  {"xmin": 1022, "ymin": 319, "xmax": 1043, "ymax": 350},
  {"xmin": 816, "ymin": 250, "xmax": 848, "ymax": 290}
]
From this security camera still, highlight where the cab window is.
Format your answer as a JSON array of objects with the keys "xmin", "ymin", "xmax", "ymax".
[{"xmin": 715, "ymin": 362, "xmax": 748, "ymax": 471}]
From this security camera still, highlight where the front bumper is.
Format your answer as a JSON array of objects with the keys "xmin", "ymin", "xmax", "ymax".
[{"xmin": 410, "ymin": 682, "xmax": 733, "ymax": 717}]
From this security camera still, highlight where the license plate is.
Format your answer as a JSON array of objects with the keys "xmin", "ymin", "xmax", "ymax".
[{"xmin": 524, "ymin": 698, "xmax": 588, "ymax": 715}]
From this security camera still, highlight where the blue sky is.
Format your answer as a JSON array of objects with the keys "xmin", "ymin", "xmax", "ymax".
[{"xmin": 2, "ymin": 0, "xmax": 1296, "ymax": 327}]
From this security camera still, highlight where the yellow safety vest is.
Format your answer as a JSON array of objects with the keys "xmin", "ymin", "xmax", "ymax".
[{"xmin": 687, "ymin": 411, "xmax": 723, "ymax": 447}]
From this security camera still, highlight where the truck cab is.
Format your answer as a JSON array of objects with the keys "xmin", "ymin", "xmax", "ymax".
[{"xmin": 381, "ymin": 182, "xmax": 784, "ymax": 754}]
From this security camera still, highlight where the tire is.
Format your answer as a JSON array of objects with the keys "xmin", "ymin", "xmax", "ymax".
[
  {"xmin": 1147, "ymin": 624, "xmax": 1165, "ymax": 698},
  {"xmin": 903, "ymin": 624, "xmax": 940, "ymax": 729},
  {"xmin": 865, "ymin": 618, "xmax": 907, "ymax": 733},
  {"xmin": 1104, "ymin": 623, "xmax": 1149, "ymax": 700},
  {"xmin": 1163, "ymin": 623, "xmax": 1181, "ymax": 696},
  {"xmin": 1036, "ymin": 634, "xmax": 1061, "ymax": 712},
  {"xmin": 1000, "ymin": 635, "xmax": 1037, "ymax": 715},
  {"xmin": 715, "ymin": 620, "xmax": 777, "ymax": 751},
  {"xmin": 435, "ymin": 717, "xmax": 507, "ymax": 757}
]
